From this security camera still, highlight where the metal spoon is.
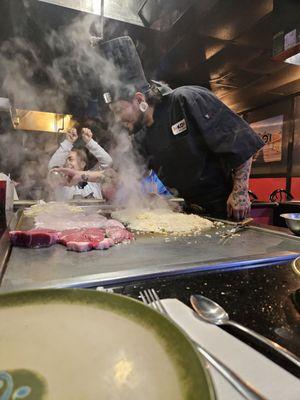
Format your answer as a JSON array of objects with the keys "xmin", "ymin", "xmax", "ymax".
[{"xmin": 190, "ymin": 294, "xmax": 300, "ymax": 368}]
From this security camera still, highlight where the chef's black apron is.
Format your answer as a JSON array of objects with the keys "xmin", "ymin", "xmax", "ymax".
[{"xmin": 133, "ymin": 86, "xmax": 264, "ymax": 219}]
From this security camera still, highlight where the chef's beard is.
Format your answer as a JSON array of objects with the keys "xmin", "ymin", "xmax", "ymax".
[{"xmin": 132, "ymin": 110, "xmax": 147, "ymax": 134}]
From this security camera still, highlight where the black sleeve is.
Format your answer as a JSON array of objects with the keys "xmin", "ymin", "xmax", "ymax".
[
  {"xmin": 132, "ymin": 127, "xmax": 151, "ymax": 168},
  {"xmin": 175, "ymin": 87, "xmax": 265, "ymax": 169}
]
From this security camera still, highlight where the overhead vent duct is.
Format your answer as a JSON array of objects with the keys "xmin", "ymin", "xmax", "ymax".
[
  {"xmin": 38, "ymin": 0, "xmax": 195, "ymax": 31},
  {"xmin": 138, "ymin": 0, "xmax": 195, "ymax": 31},
  {"xmin": 38, "ymin": 0, "xmax": 145, "ymax": 27},
  {"xmin": 13, "ymin": 109, "xmax": 74, "ymax": 133},
  {"xmin": 273, "ymin": 0, "xmax": 300, "ymax": 65},
  {"xmin": 273, "ymin": 27, "xmax": 300, "ymax": 65}
]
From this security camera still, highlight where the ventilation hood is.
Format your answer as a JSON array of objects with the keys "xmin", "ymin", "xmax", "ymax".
[
  {"xmin": 273, "ymin": 0, "xmax": 300, "ymax": 65},
  {"xmin": 37, "ymin": 0, "xmax": 194, "ymax": 31},
  {"xmin": 273, "ymin": 27, "xmax": 300, "ymax": 65},
  {"xmin": 13, "ymin": 109, "xmax": 74, "ymax": 133},
  {"xmin": 38, "ymin": 0, "xmax": 145, "ymax": 27}
]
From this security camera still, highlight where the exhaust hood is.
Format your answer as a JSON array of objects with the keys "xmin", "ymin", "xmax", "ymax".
[
  {"xmin": 138, "ymin": 0, "xmax": 194, "ymax": 31},
  {"xmin": 13, "ymin": 109, "xmax": 74, "ymax": 133},
  {"xmin": 38, "ymin": 0, "xmax": 145, "ymax": 26},
  {"xmin": 272, "ymin": 0, "xmax": 300, "ymax": 65},
  {"xmin": 37, "ymin": 0, "xmax": 194, "ymax": 31},
  {"xmin": 273, "ymin": 27, "xmax": 300, "ymax": 65}
]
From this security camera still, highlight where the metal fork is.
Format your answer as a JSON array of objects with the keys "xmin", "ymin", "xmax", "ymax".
[{"xmin": 140, "ymin": 289, "xmax": 268, "ymax": 400}]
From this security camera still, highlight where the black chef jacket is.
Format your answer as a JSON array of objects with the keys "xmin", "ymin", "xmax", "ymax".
[{"xmin": 133, "ymin": 86, "xmax": 264, "ymax": 218}]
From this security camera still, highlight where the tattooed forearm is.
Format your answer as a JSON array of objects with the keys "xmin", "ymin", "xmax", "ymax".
[
  {"xmin": 232, "ymin": 157, "xmax": 252, "ymax": 193},
  {"xmin": 227, "ymin": 158, "xmax": 252, "ymax": 220}
]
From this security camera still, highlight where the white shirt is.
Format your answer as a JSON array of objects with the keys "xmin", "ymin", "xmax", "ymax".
[{"xmin": 48, "ymin": 139, "xmax": 112, "ymax": 201}]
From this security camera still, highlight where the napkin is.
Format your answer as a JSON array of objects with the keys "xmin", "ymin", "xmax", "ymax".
[{"xmin": 162, "ymin": 299, "xmax": 300, "ymax": 400}]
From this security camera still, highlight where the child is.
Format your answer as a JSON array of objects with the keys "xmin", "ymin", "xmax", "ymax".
[{"xmin": 48, "ymin": 127, "xmax": 112, "ymax": 201}]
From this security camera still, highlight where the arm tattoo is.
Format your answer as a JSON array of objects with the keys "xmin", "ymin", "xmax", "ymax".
[
  {"xmin": 231, "ymin": 158, "xmax": 252, "ymax": 206},
  {"xmin": 232, "ymin": 158, "xmax": 252, "ymax": 190}
]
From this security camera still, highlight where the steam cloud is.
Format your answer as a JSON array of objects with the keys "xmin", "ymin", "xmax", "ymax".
[{"xmin": 0, "ymin": 2, "xmax": 166, "ymax": 208}]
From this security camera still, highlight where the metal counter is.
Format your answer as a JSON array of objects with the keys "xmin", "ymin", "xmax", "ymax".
[{"xmin": 1, "ymin": 209, "xmax": 300, "ymax": 291}]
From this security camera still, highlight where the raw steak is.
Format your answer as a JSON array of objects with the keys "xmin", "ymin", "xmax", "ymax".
[
  {"xmin": 9, "ymin": 226, "xmax": 133, "ymax": 252},
  {"xmin": 66, "ymin": 240, "xmax": 93, "ymax": 252},
  {"xmin": 93, "ymin": 238, "xmax": 114, "ymax": 250},
  {"xmin": 104, "ymin": 219, "xmax": 125, "ymax": 229},
  {"xmin": 58, "ymin": 228, "xmax": 105, "ymax": 246},
  {"xmin": 58, "ymin": 228, "xmax": 109, "ymax": 252},
  {"xmin": 9, "ymin": 229, "xmax": 59, "ymax": 248},
  {"xmin": 66, "ymin": 237, "xmax": 115, "ymax": 252},
  {"xmin": 105, "ymin": 227, "xmax": 134, "ymax": 244}
]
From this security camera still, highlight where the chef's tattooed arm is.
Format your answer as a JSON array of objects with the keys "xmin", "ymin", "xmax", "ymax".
[{"xmin": 227, "ymin": 157, "xmax": 252, "ymax": 221}]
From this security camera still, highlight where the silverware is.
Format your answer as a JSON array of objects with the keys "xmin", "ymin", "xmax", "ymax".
[
  {"xmin": 140, "ymin": 289, "xmax": 268, "ymax": 400},
  {"xmin": 219, "ymin": 218, "xmax": 253, "ymax": 244},
  {"xmin": 190, "ymin": 294, "xmax": 300, "ymax": 369}
]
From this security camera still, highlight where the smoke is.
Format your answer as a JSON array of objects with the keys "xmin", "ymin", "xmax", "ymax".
[
  {"xmin": 109, "ymin": 128, "xmax": 146, "ymax": 208},
  {"xmin": 0, "ymin": 8, "xmax": 120, "ymax": 200},
  {"xmin": 0, "ymin": 4, "xmax": 166, "ymax": 207},
  {"xmin": 108, "ymin": 126, "xmax": 170, "ymax": 210},
  {"xmin": 0, "ymin": 4, "xmax": 125, "ymax": 113},
  {"xmin": 0, "ymin": 131, "xmax": 57, "ymax": 200}
]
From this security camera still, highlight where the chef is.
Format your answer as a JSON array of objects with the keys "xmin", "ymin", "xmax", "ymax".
[{"xmin": 66, "ymin": 36, "xmax": 265, "ymax": 220}]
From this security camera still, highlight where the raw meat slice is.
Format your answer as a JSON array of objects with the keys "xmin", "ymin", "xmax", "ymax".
[
  {"xmin": 9, "ymin": 226, "xmax": 133, "ymax": 251},
  {"xmin": 58, "ymin": 228, "xmax": 105, "ymax": 246},
  {"xmin": 104, "ymin": 219, "xmax": 125, "ymax": 229},
  {"xmin": 9, "ymin": 230, "xmax": 32, "ymax": 247},
  {"xmin": 105, "ymin": 228, "xmax": 134, "ymax": 244},
  {"xmin": 29, "ymin": 231, "xmax": 58, "ymax": 247},
  {"xmin": 9, "ymin": 229, "xmax": 58, "ymax": 248},
  {"xmin": 57, "ymin": 229, "xmax": 81, "ymax": 243},
  {"xmin": 82, "ymin": 228, "xmax": 106, "ymax": 242},
  {"xmin": 66, "ymin": 241, "xmax": 93, "ymax": 252},
  {"xmin": 93, "ymin": 238, "xmax": 114, "ymax": 250}
]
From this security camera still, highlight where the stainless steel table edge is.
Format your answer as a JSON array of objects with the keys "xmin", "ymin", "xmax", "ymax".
[
  {"xmin": 1, "ymin": 251, "xmax": 298, "ymax": 293},
  {"xmin": 0, "ymin": 211, "xmax": 20, "ymax": 283},
  {"xmin": 249, "ymin": 225, "xmax": 300, "ymax": 240},
  {"xmin": 209, "ymin": 217, "xmax": 300, "ymax": 241}
]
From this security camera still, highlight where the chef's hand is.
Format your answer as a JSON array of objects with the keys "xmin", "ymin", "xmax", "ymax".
[
  {"xmin": 227, "ymin": 189, "xmax": 251, "ymax": 221},
  {"xmin": 51, "ymin": 167, "xmax": 81, "ymax": 186},
  {"xmin": 66, "ymin": 128, "xmax": 78, "ymax": 144},
  {"xmin": 81, "ymin": 127, "xmax": 93, "ymax": 144}
]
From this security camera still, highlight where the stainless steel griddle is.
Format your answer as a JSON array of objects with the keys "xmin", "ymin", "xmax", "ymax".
[{"xmin": 1, "ymin": 206, "xmax": 300, "ymax": 291}]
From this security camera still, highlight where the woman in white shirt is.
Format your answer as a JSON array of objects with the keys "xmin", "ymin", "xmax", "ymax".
[{"xmin": 48, "ymin": 127, "xmax": 112, "ymax": 201}]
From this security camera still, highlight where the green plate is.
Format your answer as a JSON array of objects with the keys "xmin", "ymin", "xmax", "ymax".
[{"xmin": 0, "ymin": 289, "xmax": 216, "ymax": 400}]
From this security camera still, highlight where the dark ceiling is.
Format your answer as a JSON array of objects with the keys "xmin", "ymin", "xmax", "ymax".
[{"xmin": 0, "ymin": 0, "xmax": 300, "ymax": 115}]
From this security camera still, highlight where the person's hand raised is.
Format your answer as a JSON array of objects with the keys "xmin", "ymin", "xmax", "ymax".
[
  {"xmin": 66, "ymin": 128, "xmax": 78, "ymax": 144},
  {"xmin": 81, "ymin": 127, "xmax": 93, "ymax": 144}
]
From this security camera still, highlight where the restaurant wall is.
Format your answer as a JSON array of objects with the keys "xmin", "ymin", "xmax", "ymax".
[
  {"xmin": 292, "ymin": 95, "xmax": 300, "ymax": 176},
  {"xmin": 244, "ymin": 98, "xmax": 294, "ymax": 177},
  {"xmin": 243, "ymin": 97, "xmax": 300, "ymax": 200}
]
